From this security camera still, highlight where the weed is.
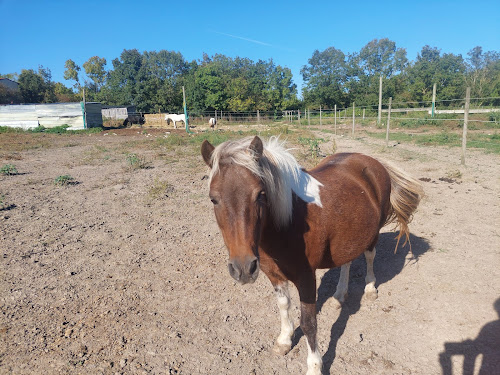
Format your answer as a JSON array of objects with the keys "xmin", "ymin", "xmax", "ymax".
[
  {"xmin": 489, "ymin": 112, "xmax": 500, "ymax": 124},
  {"xmin": 148, "ymin": 178, "xmax": 174, "ymax": 200},
  {"xmin": 1, "ymin": 164, "xmax": 18, "ymax": 175},
  {"xmin": 446, "ymin": 170, "xmax": 462, "ymax": 179},
  {"xmin": 298, "ymin": 137, "xmax": 324, "ymax": 158},
  {"xmin": 54, "ymin": 175, "xmax": 75, "ymax": 186},
  {"xmin": 126, "ymin": 153, "xmax": 150, "ymax": 170}
]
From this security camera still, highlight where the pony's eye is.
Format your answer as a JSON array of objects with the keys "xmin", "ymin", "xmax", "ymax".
[
  {"xmin": 210, "ymin": 198, "xmax": 218, "ymax": 205},
  {"xmin": 257, "ymin": 191, "xmax": 266, "ymax": 202}
]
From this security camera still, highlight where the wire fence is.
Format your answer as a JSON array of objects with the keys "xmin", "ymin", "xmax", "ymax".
[{"xmin": 102, "ymin": 91, "xmax": 500, "ymax": 165}]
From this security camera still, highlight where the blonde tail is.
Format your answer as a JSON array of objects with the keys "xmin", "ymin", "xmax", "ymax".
[{"xmin": 382, "ymin": 162, "xmax": 424, "ymax": 251}]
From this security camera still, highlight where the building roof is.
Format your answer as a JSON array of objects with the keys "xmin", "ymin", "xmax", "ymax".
[{"xmin": 0, "ymin": 78, "xmax": 19, "ymax": 84}]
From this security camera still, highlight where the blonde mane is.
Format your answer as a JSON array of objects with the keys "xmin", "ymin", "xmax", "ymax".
[{"xmin": 209, "ymin": 136, "xmax": 323, "ymax": 228}]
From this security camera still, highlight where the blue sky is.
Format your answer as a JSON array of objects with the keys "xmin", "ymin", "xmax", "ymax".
[{"xmin": 1, "ymin": 0, "xmax": 499, "ymax": 93}]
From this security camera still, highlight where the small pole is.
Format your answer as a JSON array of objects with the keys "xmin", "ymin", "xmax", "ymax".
[
  {"xmin": 378, "ymin": 75, "xmax": 383, "ymax": 124},
  {"xmin": 461, "ymin": 87, "xmax": 470, "ymax": 165},
  {"xmin": 182, "ymin": 86, "xmax": 193, "ymax": 134},
  {"xmin": 334, "ymin": 104, "xmax": 337, "ymax": 135},
  {"xmin": 352, "ymin": 102, "xmax": 355, "ymax": 137},
  {"xmin": 363, "ymin": 108, "xmax": 365, "ymax": 120},
  {"xmin": 386, "ymin": 97, "xmax": 392, "ymax": 147},
  {"xmin": 308, "ymin": 109, "xmax": 310, "ymax": 126},
  {"xmin": 320, "ymin": 105, "xmax": 322, "ymax": 126},
  {"xmin": 82, "ymin": 87, "xmax": 86, "ymax": 128},
  {"xmin": 298, "ymin": 109, "xmax": 301, "ymax": 125},
  {"xmin": 432, "ymin": 83, "xmax": 437, "ymax": 118},
  {"xmin": 257, "ymin": 109, "xmax": 260, "ymax": 124}
]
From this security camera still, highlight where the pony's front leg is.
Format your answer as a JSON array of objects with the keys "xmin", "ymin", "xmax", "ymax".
[
  {"xmin": 298, "ymin": 275, "xmax": 322, "ymax": 375},
  {"xmin": 272, "ymin": 282, "xmax": 294, "ymax": 355}
]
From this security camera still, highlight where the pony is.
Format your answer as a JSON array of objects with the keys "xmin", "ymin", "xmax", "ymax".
[
  {"xmin": 209, "ymin": 117, "xmax": 217, "ymax": 130},
  {"xmin": 164, "ymin": 113, "xmax": 186, "ymax": 129},
  {"xmin": 201, "ymin": 136, "xmax": 423, "ymax": 375}
]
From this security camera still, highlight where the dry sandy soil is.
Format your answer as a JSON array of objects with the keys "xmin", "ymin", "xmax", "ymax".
[{"xmin": 1, "ymin": 125, "xmax": 499, "ymax": 375}]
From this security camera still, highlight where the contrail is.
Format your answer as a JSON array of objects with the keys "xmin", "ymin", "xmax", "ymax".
[
  {"xmin": 210, "ymin": 30, "xmax": 273, "ymax": 47},
  {"xmin": 209, "ymin": 30, "xmax": 295, "ymax": 52}
]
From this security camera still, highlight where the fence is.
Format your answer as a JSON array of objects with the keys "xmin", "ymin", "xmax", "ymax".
[
  {"xmin": 276, "ymin": 92, "xmax": 499, "ymax": 166},
  {"xmin": 105, "ymin": 90, "xmax": 499, "ymax": 166}
]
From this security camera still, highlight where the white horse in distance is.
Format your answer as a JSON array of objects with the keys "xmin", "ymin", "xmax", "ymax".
[
  {"xmin": 164, "ymin": 113, "xmax": 186, "ymax": 129},
  {"xmin": 209, "ymin": 117, "xmax": 217, "ymax": 130}
]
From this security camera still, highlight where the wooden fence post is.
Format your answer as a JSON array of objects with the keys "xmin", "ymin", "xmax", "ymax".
[
  {"xmin": 378, "ymin": 75, "xmax": 382, "ymax": 124},
  {"xmin": 320, "ymin": 105, "xmax": 322, "ymax": 126},
  {"xmin": 308, "ymin": 109, "xmax": 310, "ymax": 126},
  {"xmin": 352, "ymin": 102, "xmax": 355, "ymax": 137},
  {"xmin": 298, "ymin": 109, "xmax": 300, "ymax": 124},
  {"xmin": 363, "ymin": 108, "xmax": 365, "ymax": 120},
  {"xmin": 334, "ymin": 104, "xmax": 337, "ymax": 135},
  {"xmin": 386, "ymin": 97, "xmax": 392, "ymax": 147},
  {"xmin": 461, "ymin": 87, "xmax": 470, "ymax": 165},
  {"xmin": 432, "ymin": 83, "xmax": 437, "ymax": 118},
  {"xmin": 257, "ymin": 110, "xmax": 260, "ymax": 124}
]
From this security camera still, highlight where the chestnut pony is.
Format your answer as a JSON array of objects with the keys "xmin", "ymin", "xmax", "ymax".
[{"xmin": 201, "ymin": 136, "xmax": 423, "ymax": 375}]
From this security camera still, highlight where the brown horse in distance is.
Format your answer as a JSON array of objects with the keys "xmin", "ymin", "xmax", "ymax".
[{"xmin": 201, "ymin": 136, "xmax": 423, "ymax": 375}]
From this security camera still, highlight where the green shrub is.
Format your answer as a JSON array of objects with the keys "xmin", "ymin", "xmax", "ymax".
[
  {"xmin": 54, "ymin": 175, "xmax": 75, "ymax": 186},
  {"xmin": 126, "ymin": 153, "xmax": 150, "ymax": 169},
  {"xmin": 1, "ymin": 164, "xmax": 18, "ymax": 175},
  {"xmin": 489, "ymin": 112, "xmax": 500, "ymax": 124}
]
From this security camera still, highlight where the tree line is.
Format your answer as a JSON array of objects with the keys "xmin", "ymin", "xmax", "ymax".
[{"xmin": 1, "ymin": 39, "xmax": 499, "ymax": 111}]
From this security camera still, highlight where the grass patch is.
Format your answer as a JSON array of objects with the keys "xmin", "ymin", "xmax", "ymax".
[
  {"xmin": 366, "ymin": 129, "xmax": 500, "ymax": 154},
  {"xmin": 126, "ymin": 153, "xmax": 150, "ymax": 170},
  {"xmin": 148, "ymin": 178, "xmax": 174, "ymax": 200},
  {"xmin": 54, "ymin": 175, "xmax": 75, "ymax": 186},
  {"xmin": 1, "ymin": 164, "xmax": 18, "ymax": 175},
  {"xmin": 0, "ymin": 125, "xmax": 103, "ymax": 135}
]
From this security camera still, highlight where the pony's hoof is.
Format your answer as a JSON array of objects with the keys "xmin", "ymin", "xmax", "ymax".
[
  {"xmin": 364, "ymin": 285, "xmax": 378, "ymax": 301},
  {"xmin": 332, "ymin": 298, "xmax": 343, "ymax": 310},
  {"xmin": 333, "ymin": 291, "xmax": 347, "ymax": 308},
  {"xmin": 272, "ymin": 342, "xmax": 291, "ymax": 356}
]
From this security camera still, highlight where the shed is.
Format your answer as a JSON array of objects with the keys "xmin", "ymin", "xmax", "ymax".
[
  {"xmin": 101, "ymin": 105, "xmax": 137, "ymax": 120},
  {"xmin": 0, "ymin": 102, "xmax": 102, "ymax": 130}
]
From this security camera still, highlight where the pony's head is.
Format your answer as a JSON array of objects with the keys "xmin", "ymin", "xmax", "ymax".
[
  {"xmin": 202, "ymin": 135, "xmax": 322, "ymax": 284},
  {"xmin": 201, "ymin": 136, "xmax": 269, "ymax": 284}
]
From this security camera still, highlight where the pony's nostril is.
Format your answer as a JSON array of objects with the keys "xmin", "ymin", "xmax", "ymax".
[
  {"xmin": 249, "ymin": 259, "xmax": 258, "ymax": 276},
  {"xmin": 228, "ymin": 262, "xmax": 241, "ymax": 281}
]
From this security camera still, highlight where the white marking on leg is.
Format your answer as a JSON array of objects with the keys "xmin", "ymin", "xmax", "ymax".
[
  {"xmin": 333, "ymin": 262, "xmax": 351, "ymax": 307},
  {"xmin": 273, "ymin": 283, "xmax": 293, "ymax": 355},
  {"xmin": 364, "ymin": 248, "xmax": 378, "ymax": 300},
  {"xmin": 306, "ymin": 340, "xmax": 323, "ymax": 375}
]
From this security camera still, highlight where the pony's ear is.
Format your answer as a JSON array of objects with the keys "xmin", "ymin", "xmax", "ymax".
[
  {"xmin": 201, "ymin": 140, "xmax": 215, "ymax": 168},
  {"xmin": 249, "ymin": 136, "xmax": 264, "ymax": 161}
]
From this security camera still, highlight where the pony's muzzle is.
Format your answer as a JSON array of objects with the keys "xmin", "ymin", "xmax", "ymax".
[{"xmin": 228, "ymin": 256, "xmax": 259, "ymax": 284}]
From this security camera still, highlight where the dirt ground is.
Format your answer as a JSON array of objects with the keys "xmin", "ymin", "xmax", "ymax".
[{"xmin": 1, "ymin": 125, "xmax": 499, "ymax": 375}]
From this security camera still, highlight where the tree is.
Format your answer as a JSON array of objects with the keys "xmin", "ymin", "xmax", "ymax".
[
  {"xmin": 64, "ymin": 59, "xmax": 81, "ymax": 90},
  {"xmin": 301, "ymin": 47, "xmax": 349, "ymax": 108},
  {"xmin": 357, "ymin": 38, "xmax": 408, "ymax": 78},
  {"xmin": 407, "ymin": 46, "xmax": 466, "ymax": 103},
  {"xmin": 83, "ymin": 56, "xmax": 107, "ymax": 93},
  {"xmin": 54, "ymin": 82, "xmax": 79, "ymax": 102},
  {"xmin": 466, "ymin": 47, "xmax": 500, "ymax": 100},
  {"xmin": 18, "ymin": 69, "xmax": 47, "ymax": 103}
]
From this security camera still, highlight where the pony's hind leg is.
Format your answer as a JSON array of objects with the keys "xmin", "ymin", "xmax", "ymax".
[
  {"xmin": 333, "ymin": 262, "xmax": 351, "ymax": 308},
  {"xmin": 364, "ymin": 248, "xmax": 378, "ymax": 300},
  {"xmin": 272, "ymin": 282, "xmax": 294, "ymax": 356}
]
